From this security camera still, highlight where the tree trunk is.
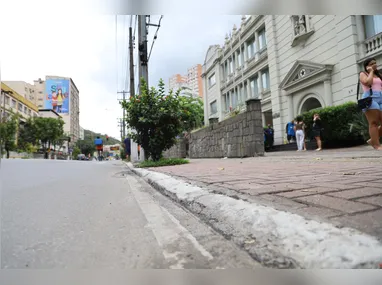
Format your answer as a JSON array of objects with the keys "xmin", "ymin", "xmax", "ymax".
[{"xmin": 6, "ymin": 149, "xmax": 10, "ymax": 159}]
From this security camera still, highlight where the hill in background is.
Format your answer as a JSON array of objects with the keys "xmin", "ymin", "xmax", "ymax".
[{"xmin": 83, "ymin": 129, "xmax": 121, "ymax": 145}]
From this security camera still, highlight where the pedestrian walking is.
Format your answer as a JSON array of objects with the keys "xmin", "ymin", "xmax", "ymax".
[
  {"xmin": 359, "ymin": 58, "xmax": 382, "ymax": 150},
  {"xmin": 312, "ymin": 113, "xmax": 323, "ymax": 151},
  {"xmin": 294, "ymin": 116, "xmax": 306, "ymax": 151}
]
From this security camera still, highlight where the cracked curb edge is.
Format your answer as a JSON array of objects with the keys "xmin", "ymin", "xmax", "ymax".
[{"xmin": 125, "ymin": 162, "xmax": 382, "ymax": 269}]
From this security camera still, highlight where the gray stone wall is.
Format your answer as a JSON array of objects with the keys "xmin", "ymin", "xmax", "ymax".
[
  {"xmin": 162, "ymin": 138, "xmax": 187, "ymax": 159},
  {"xmin": 189, "ymin": 99, "xmax": 264, "ymax": 158}
]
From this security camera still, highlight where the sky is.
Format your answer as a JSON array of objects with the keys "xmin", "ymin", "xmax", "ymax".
[{"xmin": 0, "ymin": 10, "xmax": 242, "ymax": 140}]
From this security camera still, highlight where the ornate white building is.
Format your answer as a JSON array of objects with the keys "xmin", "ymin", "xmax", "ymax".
[{"xmin": 202, "ymin": 15, "xmax": 382, "ymax": 145}]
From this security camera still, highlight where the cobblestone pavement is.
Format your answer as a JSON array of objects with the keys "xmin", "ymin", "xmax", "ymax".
[{"xmin": 148, "ymin": 145, "xmax": 382, "ymax": 239}]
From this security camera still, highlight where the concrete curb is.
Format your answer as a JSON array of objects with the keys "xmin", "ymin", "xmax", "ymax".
[{"xmin": 125, "ymin": 162, "xmax": 382, "ymax": 269}]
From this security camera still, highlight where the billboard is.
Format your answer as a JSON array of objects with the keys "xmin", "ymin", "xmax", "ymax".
[{"xmin": 45, "ymin": 79, "xmax": 70, "ymax": 114}]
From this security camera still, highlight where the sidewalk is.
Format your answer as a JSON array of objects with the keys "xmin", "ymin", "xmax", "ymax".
[
  {"xmin": 127, "ymin": 145, "xmax": 382, "ymax": 268},
  {"xmin": 151, "ymin": 145, "xmax": 382, "ymax": 238}
]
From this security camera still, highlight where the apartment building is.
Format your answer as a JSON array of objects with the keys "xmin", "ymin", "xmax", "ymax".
[
  {"xmin": 80, "ymin": 126, "xmax": 85, "ymax": 140},
  {"xmin": 202, "ymin": 15, "xmax": 382, "ymax": 145},
  {"xmin": 169, "ymin": 74, "xmax": 188, "ymax": 92},
  {"xmin": 1, "ymin": 82, "xmax": 39, "ymax": 122},
  {"xmin": 2, "ymin": 81, "xmax": 38, "ymax": 106},
  {"xmin": 169, "ymin": 64, "xmax": 204, "ymax": 98},
  {"xmin": 3, "ymin": 78, "xmax": 47, "ymax": 109},
  {"xmin": 44, "ymin": 75, "xmax": 80, "ymax": 145},
  {"xmin": 187, "ymin": 64, "xmax": 204, "ymax": 98}
]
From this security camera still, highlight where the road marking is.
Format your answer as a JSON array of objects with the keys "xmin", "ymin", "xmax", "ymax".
[{"xmin": 126, "ymin": 175, "xmax": 213, "ymax": 269}]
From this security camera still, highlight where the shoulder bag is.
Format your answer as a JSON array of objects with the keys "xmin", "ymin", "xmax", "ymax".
[{"xmin": 357, "ymin": 73, "xmax": 373, "ymax": 110}]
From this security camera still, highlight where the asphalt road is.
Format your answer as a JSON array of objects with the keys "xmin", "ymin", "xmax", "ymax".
[{"xmin": 1, "ymin": 158, "xmax": 260, "ymax": 269}]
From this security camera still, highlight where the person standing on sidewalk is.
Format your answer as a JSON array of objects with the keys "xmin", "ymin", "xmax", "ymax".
[
  {"xmin": 286, "ymin": 120, "xmax": 296, "ymax": 143},
  {"xmin": 294, "ymin": 116, "xmax": 305, "ymax": 151},
  {"xmin": 313, "ymin": 113, "xmax": 323, "ymax": 151},
  {"xmin": 360, "ymin": 58, "xmax": 382, "ymax": 150}
]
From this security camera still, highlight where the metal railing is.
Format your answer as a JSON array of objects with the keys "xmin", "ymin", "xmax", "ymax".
[{"xmin": 364, "ymin": 32, "xmax": 382, "ymax": 56}]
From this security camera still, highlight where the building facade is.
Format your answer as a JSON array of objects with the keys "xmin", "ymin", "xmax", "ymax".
[
  {"xmin": 40, "ymin": 75, "xmax": 80, "ymax": 145},
  {"xmin": 169, "ymin": 64, "xmax": 204, "ymax": 98},
  {"xmin": 3, "ymin": 81, "xmax": 38, "ymax": 106},
  {"xmin": 202, "ymin": 15, "xmax": 382, "ymax": 145},
  {"xmin": 80, "ymin": 126, "xmax": 85, "ymax": 140},
  {"xmin": 187, "ymin": 64, "xmax": 204, "ymax": 98},
  {"xmin": 169, "ymin": 74, "xmax": 188, "ymax": 92},
  {"xmin": 1, "ymin": 82, "xmax": 39, "ymax": 122}
]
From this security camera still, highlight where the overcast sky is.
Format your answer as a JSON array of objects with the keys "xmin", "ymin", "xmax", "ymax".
[{"xmin": 0, "ymin": 11, "xmax": 242, "ymax": 140}]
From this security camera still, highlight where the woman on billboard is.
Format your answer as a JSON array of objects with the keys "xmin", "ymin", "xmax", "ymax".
[{"xmin": 56, "ymin": 88, "xmax": 64, "ymax": 113}]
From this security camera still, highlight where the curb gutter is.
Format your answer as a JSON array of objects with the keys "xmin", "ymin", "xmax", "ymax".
[{"xmin": 125, "ymin": 162, "xmax": 382, "ymax": 269}]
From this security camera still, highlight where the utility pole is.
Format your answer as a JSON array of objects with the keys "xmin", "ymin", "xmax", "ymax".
[
  {"xmin": 117, "ymin": 91, "xmax": 128, "ymax": 139},
  {"xmin": 129, "ymin": 26, "xmax": 135, "ymax": 97},
  {"xmin": 138, "ymin": 15, "xmax": 149, "ymax": 89},
  {"xmin": 118, "ymin": 118, "xmax": 123, "ymax": 142}
]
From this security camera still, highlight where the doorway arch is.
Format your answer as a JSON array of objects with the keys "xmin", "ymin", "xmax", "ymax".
[{"xmin": 299, "ymin": 96, "xmax": 323, "ymax": 114}]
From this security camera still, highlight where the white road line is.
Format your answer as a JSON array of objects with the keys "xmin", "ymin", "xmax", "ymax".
[{"xmin": 126, "ymin": 175, "xmax": 214, "ymax": 269}]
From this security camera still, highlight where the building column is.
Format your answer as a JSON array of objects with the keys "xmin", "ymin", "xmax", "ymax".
[
  {"xmin": 287, "ymin": 92, "xmax": 294, "ymax": 121},
  {"xmin": 216, "ymin": 70, "xmax": 223, "ymax": 122},
  {"xmin": 203, "ymin": 76, "xmax": 209, "ymax": 125},
  {"xmin": 262, "ymin": 112, "xmax": 266, "ymax": 126},
  {"xmin": 234, "ymin": 50, "xmax": 239, "ymax": 70},
  {"xmin": 246, "ymin": 79, "xmax": 252, "ymax": 98},
  {"xmin": 355, "ymin": 15, "xmax": 366, "ymax": 58},
  {"xmin": 324, "ymin": 80, "xmax": 332, "ymax": 107},
  {"xmin": 254, "ymin": 30, "xmax": 260, "ymax": 61},
  {"xmin": 243, "ymin": 43, "xmax": 248, "ymax": 69},
  {"xmin": 257, "ymin": 70, "xmax": 263, "ymax": 99}
]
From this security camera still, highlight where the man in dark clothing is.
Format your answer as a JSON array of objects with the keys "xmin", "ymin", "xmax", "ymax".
[
  {"xmin": 286, "ymin": 120, "xmax": 296, "ymax": 143},
  {"xmin": 124, "ymin": 137, "xmax": 131, "ymax": 160},
  {"xmin": 265, "ymin": 124, "xmax": 274, "ymax": 149}
]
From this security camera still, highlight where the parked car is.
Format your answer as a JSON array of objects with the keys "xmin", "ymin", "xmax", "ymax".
[{"xmin": 77, "ymin": 154, "xmax": 86, "ymax": 160}]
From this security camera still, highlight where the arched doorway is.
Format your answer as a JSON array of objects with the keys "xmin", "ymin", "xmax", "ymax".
[{"xmin": 300, "ymin": 97, "xmax": 322, "ymax": 114}]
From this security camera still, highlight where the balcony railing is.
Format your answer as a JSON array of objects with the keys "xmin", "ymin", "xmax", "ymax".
[{"xmin": 364, "ymin": 32, "xmax": 382, "ymax": 56}]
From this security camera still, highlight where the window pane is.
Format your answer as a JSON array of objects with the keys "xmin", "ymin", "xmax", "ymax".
[
  {"xmin": 262, "ymin": 70, "xmax": 270, "ymax": 90},
  {"xmin": 210, "ymin": 101, "xmax": 217, "ymax": 114},
  {"xmin": 232, "ymin": 90, "xmax": 238, "ymax": 108},
  {"xmin": 247, "ymin": 39, "xmax": 255, "ymax": 59},
  {"xmin": 365, "ymin": 15, "xmax": 382, "ymax": 38},
  {"xmin": 238, "ymin": 51, "xmax": 242, "ymax": 66},
  {"xmin": 259, "ymin": 28, "xmax": 267, "ymax": 49},
  {"xmin": 250, "ymin": 78, "xmax": 259, "ymax": 97},
  {"xmin": 208, "ymin": 74, "xmax": 216, "ymax": 87}
]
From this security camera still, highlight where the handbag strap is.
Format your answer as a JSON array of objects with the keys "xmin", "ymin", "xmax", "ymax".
[{"xmin": 357, "ymin": 72, "xmax": 373, "ymax": 100}]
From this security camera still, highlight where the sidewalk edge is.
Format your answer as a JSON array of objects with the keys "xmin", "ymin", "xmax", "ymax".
[{"xmin": 125, "ymin": 162, "xmax": 382, "ymax": 269}]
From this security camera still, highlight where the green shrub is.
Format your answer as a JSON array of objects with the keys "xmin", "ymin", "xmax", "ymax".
[
  {"xmin": 137, "ymin": 158, "xmax": 189, "ymax": 168},
  {"xmin": 300, "ymin": 102, "xmax": 366, "ymax": 147}
]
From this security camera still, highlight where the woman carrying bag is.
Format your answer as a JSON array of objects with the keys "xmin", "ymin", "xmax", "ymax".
[{"xmin": 359, "ymin": 58, "xmax": 382, "ymax": 150}]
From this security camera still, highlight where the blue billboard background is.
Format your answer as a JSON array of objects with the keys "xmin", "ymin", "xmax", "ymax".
[{"xmin": 45, "ymin": 79, "xmax": 70, "ymax": 114}]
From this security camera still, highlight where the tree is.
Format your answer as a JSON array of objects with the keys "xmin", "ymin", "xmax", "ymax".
[
  {"xmin": 72, "ymin": 147, "xmax": 81, "ymax": 159},
  {"xmin": 121, "ymin": 79, "xmax": 185, "ymax": 161},
  {"xmin": 76, "ymin": 139, "xmax": 95, "ymax": 156},
  {"xmin": 17, "ymin": 118, "xmax": 38, "ymax": 152},
  {"xmin": 178, "ymin": 95, "xmax": 204, "ymax": 133},
  {"xmin": 32, "ymin": 117, "xmax": 65, "ymax": 159},
  {"xmin": 0, "ymin": 114, "xmax": 18, "ymax": 159}
]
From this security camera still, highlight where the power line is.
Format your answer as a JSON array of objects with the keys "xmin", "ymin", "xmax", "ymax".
[
  {"xmin": 133, "ymin": 15, "xmax": 138, "ymax": 46},
  {"xmin": 122, "ymin": 16, "xmax": 129, "ymax": 92},
  {"xmin": 147, "ymin": 15, "xmax": 163, "ymax": 62},
  {"xmin": 115, "ymin": 15, "xmax": 118, "ymax": 94}
]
